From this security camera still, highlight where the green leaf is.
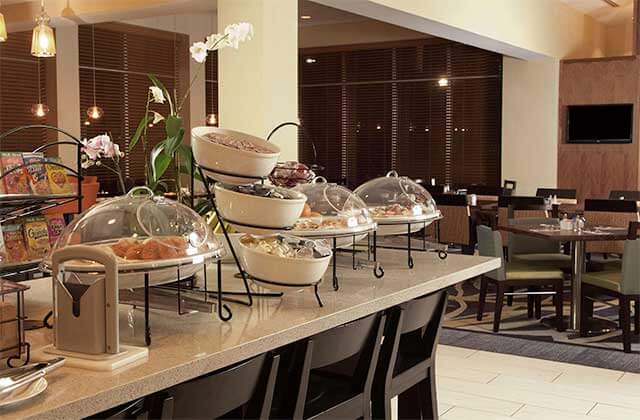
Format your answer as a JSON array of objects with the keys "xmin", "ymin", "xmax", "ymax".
[
  {"xmin": 150, "ymin": 143, "xmax": 172, "ymax": 183},
  {"xmin": 165, "ymin": 128, "xmax": 185, "ymax": 157},
  {"xmin": 165, "ymin": 115, "xmax": 182, "ymax": 138},
  {"xmin": 129, "ymin": 113, "xmax": 152, "ymax": 152}
]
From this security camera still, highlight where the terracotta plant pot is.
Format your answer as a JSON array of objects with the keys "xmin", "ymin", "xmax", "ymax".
[{"xmin": 44, "ymin": 175, "xmax": 100, "ymax": 215}]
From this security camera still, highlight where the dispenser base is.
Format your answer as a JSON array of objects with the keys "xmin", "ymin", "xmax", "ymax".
[{"xmin": 33, "ymin": 345, "xmax": 148, "ymax": 371}]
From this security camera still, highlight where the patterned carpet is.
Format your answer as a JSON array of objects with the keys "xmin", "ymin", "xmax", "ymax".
[{"xmin": 444, "ymin": 277, "xmax": 640, "ymax": 354}]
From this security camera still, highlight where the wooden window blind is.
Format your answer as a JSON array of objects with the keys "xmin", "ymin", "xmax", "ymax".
[
  {"xmin": 205, "ymin": 51, "xmax": 218, "ymax": 125},
  {"xmin": 79, "ymin": 23, "xmax": 189, "ymax": 194},
  {"xmin": 299, "ymin": 39, "xmax": 502, "ymax": 189},
  {"xmin": 0, "ymin": 31, "xmax": 54, "ymax": 153}
]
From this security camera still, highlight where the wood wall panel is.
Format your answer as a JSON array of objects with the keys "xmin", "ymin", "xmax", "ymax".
[{"xmin": 558, "ymin": 56, "xmax": 640, "ymax": 204}]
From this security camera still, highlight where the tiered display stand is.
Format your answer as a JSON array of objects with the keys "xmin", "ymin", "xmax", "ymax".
[{"xmin": 0, "ymin": 125, "xmax": 84, "ymax": 365}]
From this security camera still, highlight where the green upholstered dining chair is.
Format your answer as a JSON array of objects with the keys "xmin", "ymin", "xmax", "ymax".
[
  {"xmin": 476, "ymin": 223, "xmax": 565, "ymax": 333},
  {"xmin": 581, "ymin": 222, "xmax": 640, "ymax": 353},
  {"xmin": 508, "ymin": 218, "xmax": 571, "ymax": 270}
]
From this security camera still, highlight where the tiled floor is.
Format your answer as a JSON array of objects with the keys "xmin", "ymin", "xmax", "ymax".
[{"xmin": 428, "ymin": 345, "xmax": 639, "ymax": 419}]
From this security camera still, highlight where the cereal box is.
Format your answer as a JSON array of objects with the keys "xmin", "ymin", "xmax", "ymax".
[
  {"xmin": 2, "ymin": 224, "xmax": 29, "ymax": 263},
  {"xmin": 0, "ymin": 152, "xmax": 31, "ymax": 194},
  {"xmin": 45, "ymin": 214, "xmax": 66, "ymax": 246},
  {"xmin": 45, "ymin": 157, "xmax": 73, "ymax": 194},
  {"xmin": 22, "ymin": 152, "xmax": 51, "ymax": 195},
  {"xmin": 23, "ymin": 216, "xmax": 51, "ymax": 260}
]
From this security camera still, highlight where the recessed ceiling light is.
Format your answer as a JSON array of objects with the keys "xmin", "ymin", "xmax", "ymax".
[
  {"xmin": 300, "ymin": 15, "xmax": 312, "ymax": 20},
  {"xmin": 305, "ymin": 57, "xmax": 317, "ymax": 64}
]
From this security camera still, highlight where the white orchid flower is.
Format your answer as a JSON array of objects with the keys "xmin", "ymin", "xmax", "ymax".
[
  {"xmin": 151, "ymin": 111, "xmax": 165, "ymax": 124},
  {"xmin": 235, "ymin": 22, "xmax": 254, "ymax": 42},
  {"xmin": 190, "ymin": 41, "xmax": 208, "ymax": 63},
  {"xmin": 224, "ymin": 24, "xmax": 241, "ymax": 49},
  {"xmin": 113, "ymin": 143, "xmax": 124, "ymax": 158},
  {"xmin": 149, "ymin": 86, "xmax": 166, "ymax": 104},
  {"xmin": 205, "ymin": 33, "xmax": 230, "ymax": 51}
]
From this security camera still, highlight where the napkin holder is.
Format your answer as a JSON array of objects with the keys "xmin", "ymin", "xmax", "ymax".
[{"xmin": 34, "ymin": 245, "xmax": 147, "ymax": 371}]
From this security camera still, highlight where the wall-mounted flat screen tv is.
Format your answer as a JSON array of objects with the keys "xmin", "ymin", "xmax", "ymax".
[{"xmin": 567, "ymin": 104, "xmax": 633, "ymax": 144}]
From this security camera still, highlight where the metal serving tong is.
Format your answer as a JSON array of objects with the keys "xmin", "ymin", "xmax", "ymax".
[{"xmin": 0, "ymin": 357, "xmax": 65, "ymax": 397}]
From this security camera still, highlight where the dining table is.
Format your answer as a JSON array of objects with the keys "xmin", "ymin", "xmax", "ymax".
[{"xmin": 498, "ymin": 222, "xmax": 629, "ymax": 335}]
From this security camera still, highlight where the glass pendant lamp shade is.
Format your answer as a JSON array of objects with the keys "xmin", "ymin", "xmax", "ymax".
[
  {"xmin": 31, "ymin": 2, "xmax": 56, "ymax": 57},
  {"xmin": 0, "ymin": 13, "xmax": 7, "ymax": 43},
  {"xmin": 31, "ymin": 103, "xmax": 49, "ymax": 118},
  {"xmin": 87, "ymin": 105, "xmax": 104, "ymax": 120}
]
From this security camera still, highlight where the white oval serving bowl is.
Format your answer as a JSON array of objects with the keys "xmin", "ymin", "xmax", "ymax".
[
  {"xmin": 214, "ymin": 183, "xmax": 307, "ymax": 229},
  {"xmin": 239, "ymin": 241, "xmax": 331, "ymax": 292},
  {"xmin": 192, "ymin": 126, "xmax": 280, "ymax": 185}
]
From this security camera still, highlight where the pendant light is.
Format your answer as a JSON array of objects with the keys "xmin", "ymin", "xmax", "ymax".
[
  {"xmin": 0, "ymin": 0, "xmax": 7, "ymax": 43},
  {"xmin": 86, "ymin": 24, "xmax": 103, "ymax": 120},
  {"xmin": 31, "ymin": 0, "xmax": 56, "ymax": 57},
  {"xmin": 31, "ymin": 58, "xmax": 49, "ymax": 118}
]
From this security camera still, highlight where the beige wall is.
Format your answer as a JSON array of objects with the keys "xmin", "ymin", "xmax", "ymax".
[
  {"xmin": 502, "ymin": 57, "xmax": 560, "ymax": 195},
  {"xmin": 604, "ymin": 22, "xmax": 634, "ymax": 57},
  {"xmin": 300, "ymin": 20, "xmax": 425, "ymax": 49}
]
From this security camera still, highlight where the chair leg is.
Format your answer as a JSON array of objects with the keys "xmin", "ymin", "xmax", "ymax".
[
  {"xmin": 527, "ymin": 291, "xmax": 534, "ymax": 319},
  {"xmin": 477, "ymin": 277, "xmax": 488, "ymax": 321},
  {"xmin": 619, "ymin": 296, "xmax": 632, "ymax": 353},
  {"xmin": 532, "ymin": 286, "xmax": 542, "ymax": 319},
  {"xmin": 493, "ymin": 284, "xmax": 505, "ymax": 333},
  {"xmin": 371, "ymin": 395, "xmax": 392, "ymax": 420},
  {"xmin": 554, "ymin": 281, "xmax": 565, "ymax": 332},
  {"xmin": 580, "ymin": 294, "xmax": 592, "ymax": 337},
  {"xmin": 397, "ymin": 384, "xmax": 422, "ymax": 420},
  {"xmin": 507, "ymin": 286, "xmax": 514, "ymax": 306},
  {"xmin": 634, "ymin": 297, "xmax": 640, "ymax": 335},
  {"xmin": 418, "ymin": 372, "xmax": 438, "ymax": 420}
]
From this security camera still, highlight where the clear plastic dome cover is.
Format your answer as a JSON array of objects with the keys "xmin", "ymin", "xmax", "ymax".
[
  {"xmin": 354, "ymin": 171, "xmax": 438, "ymax": 220},
  {"xmin": 292, "ymin": 177, "xmax": 373, "ymax": 232},
  {"xmin": 44, "ymin": 186, "xmax": 222, "ymax": 268}
]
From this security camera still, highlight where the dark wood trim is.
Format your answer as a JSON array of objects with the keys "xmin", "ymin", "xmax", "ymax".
[
  {"xmin": 562, "ymin": 55, "xmax": 636, "ymax": 64},
  {"xmin": 300, "ymin": 37, "xmax": 442, "ymax": 55},
  {"xmin": 95, "ymin": 22, "xmax": 188, "ymax": 41}
]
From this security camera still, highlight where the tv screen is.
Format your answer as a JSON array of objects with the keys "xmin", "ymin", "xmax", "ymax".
[{"xmin": 567, "ymin": 104, "xmax": 633, "ymax": 144}]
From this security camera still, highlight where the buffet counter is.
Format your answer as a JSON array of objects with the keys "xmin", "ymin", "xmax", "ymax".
[{"xmin": 2, "ymin": 250, "xmax": 499, "ymax": 419}]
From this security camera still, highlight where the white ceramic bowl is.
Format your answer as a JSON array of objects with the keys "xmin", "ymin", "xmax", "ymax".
[
  {"xmin": 192, "ymin": 126, "xmax": 280, "ymax": 185},
  {"xmin": 214, "ymin": 184, "xmax": 307, "ymax": 229},
  {"xmin": 214, "ymin": 233, "xmax": 245, "ymax": 265},
  {"xmin": 239, "ymin": 242, "xmax": 331, "ymax": 291}
]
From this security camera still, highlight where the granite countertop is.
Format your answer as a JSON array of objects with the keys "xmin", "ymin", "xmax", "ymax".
[{"xmin": 1, "ymin": 250, "xmax": 499, "ymax": 419}]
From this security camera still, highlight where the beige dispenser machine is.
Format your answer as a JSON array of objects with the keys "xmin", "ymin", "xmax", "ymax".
[{"xmin": 37, "ymin": 245, "xmax": 148, "ymax": 371}]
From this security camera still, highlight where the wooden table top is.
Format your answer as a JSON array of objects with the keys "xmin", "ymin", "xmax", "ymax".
[{"xmin": 498, "ymin": 224, "xmax": 629, "ymax": 242}]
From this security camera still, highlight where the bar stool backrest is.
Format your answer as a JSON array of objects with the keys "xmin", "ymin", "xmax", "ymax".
[
  {"xmin": 309, "ymin": 314, "xmax": 380, "ymax": 369},
  {"xmin": 621, "ymin": 222, "xmax": 640, "ymax": 295},
  {"xmin": 168, "ymin": 353, "xmax": 279, "ymax": 419}
]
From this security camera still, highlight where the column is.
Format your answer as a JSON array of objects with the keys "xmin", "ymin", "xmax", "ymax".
[
  {"xmin": 55, "ymin": 24, "xmax": 81, "ymax": 171},
  {"xmin": 218, "ymin": 0, "xmax": 298, "ymax": 161}
]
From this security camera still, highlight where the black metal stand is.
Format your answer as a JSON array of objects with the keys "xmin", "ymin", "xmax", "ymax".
[
  {"xmin": 1, "ymin": 280, "xmax": 31, "ymax": 367},
  {"xmin": 373, "ymin": 218, "xmax": 448, "ymax": 269}
]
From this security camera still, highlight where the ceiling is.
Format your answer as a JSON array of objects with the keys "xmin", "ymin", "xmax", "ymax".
[
  {"xmin": 559, "ymin": 0, "xmax": 634, "ymax": 24},
  {"xmin": 298, "ymin": 0, "xmax": 368, "ymax": 26}
]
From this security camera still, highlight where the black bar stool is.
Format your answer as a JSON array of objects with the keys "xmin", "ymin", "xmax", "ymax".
[
  {"xmin": 167, "ymin": 352, "xmax": 280, "ymax": 419},
  {"xmin": 276, "ymin": 313, "xmax": 386, "ymax": 420},
  {"xmin": 372, "ymin": 291, "xmax": 448, "ymax": 420}
]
